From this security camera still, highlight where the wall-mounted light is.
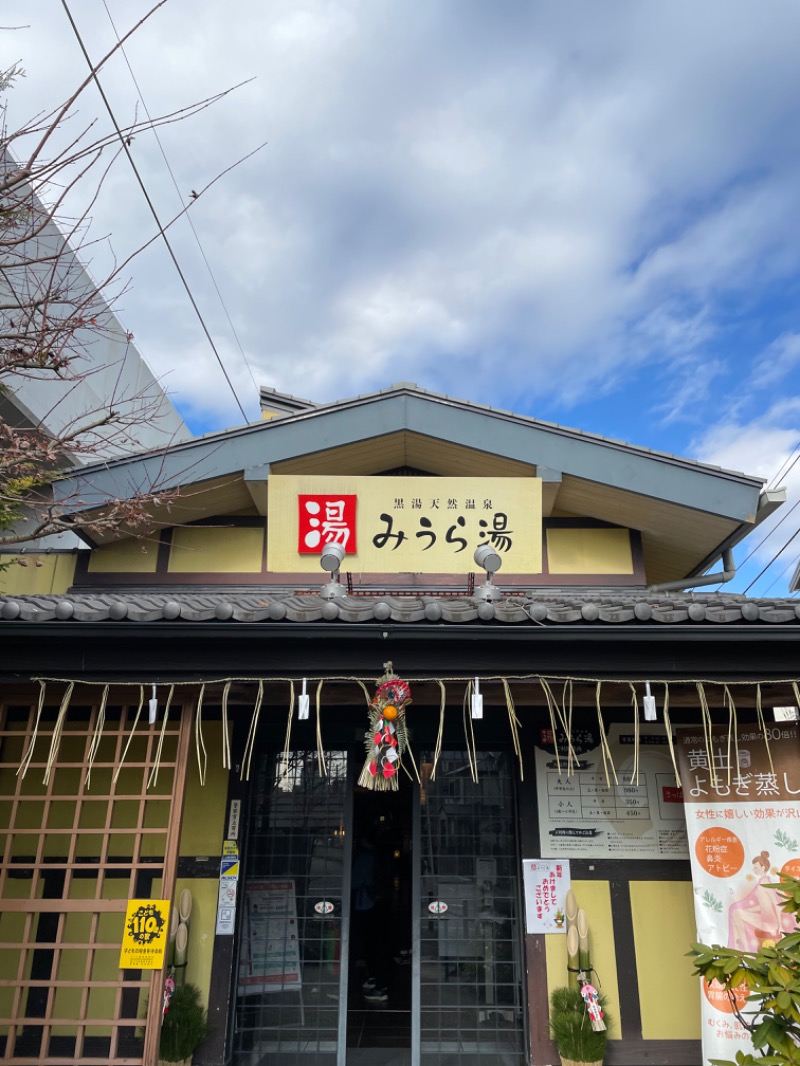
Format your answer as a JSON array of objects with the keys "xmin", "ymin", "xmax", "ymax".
[
  {"xmin": 319, "ymin": 542, "xmax": 346, "ymax": 599},
  {"xmin": 473, "ymin": 543, "xmax": 502, "ymax": 601}
]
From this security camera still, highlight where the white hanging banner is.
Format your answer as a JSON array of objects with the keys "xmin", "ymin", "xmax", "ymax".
[
  {"xmin": 522, "ymin": 859, "xmax": 571, "ymax": 933},
  {"xmin": 676, "ymin": 723, "xmax": 800, "ymax": 1066}
]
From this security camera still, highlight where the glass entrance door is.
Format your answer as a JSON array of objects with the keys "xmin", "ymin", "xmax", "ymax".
[
  {"xmin": 231, "ymin": 747, "xmax": 526, "ymax": 1066},
  {"xmin": 232, "ymin": 750, "xmax": 349, "ymax": 1066},
  {"xmin": 415, "ymin": 750, "xmax": 527, "ymax": 1066}
]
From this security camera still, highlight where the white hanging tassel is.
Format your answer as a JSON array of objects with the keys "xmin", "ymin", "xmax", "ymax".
[
  {"xmin": 471, "ymin": 677, "xmax": 483, "ymax": 719},
  {"xmin": 149, "ymin": 684, "xmax": 158, "ymax": 725},
  {"xmin": 643, "ymin": 681, "xmax": 657, "ymax": 722},
  {"xmin": 298, "ymin": 678, "xmax": 310, "ymax": 720}
]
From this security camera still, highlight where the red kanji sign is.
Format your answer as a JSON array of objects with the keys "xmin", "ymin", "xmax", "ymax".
[{"xmin": 298, "ymin": 495, "xmax": 357, "ymax": 553}]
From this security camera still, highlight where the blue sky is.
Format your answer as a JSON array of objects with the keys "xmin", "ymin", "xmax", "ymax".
[{"xmin": 4, "ymin": 0, "xmax": 800, "ymax": 594}]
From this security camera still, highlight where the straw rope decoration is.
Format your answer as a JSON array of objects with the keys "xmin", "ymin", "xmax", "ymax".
[
  {"xmin": 113, "ymin": 686, "xmax": 145, "ymax": 786},
  {"xmin": 539, "ymin": 677, "xmax": 577, "ymax": 776},
  {"xmin": 43, "ymin": 681, "xmax": 74, "ymax": 785},
  {"xmin": 147, "ymin": 684, "xmax": 174, "ymax": 789},
  {"xmin": 564, "ymin": 680, "xmax": 574, "ymax": 779},
  {"xmin": 628, "ymin": 683, "xmax": 640, "ymax": 784},
  {"xmin": 696, "ymin": 683, "xmax": 717, "ymax": 789},
  {"xmin": 274, "ymin": 681, "xmax": 293, "ymax": 790},
  {"xmin": 240, "ymin": 680, "xmax": 265, "ymax": 782},
  {"xmin": 539, "ymin": 678, "xmax": 562, "ymax": 773},
  {"xmin": 84, "ymin": 685, "xmax": 110, "ymax": 789},
  {"xmin": 793, "ymin": 681, "xmax": 800, "ymax": 724},
  {"xmin": 21, "ymin": 672, "xmax": 799, "ymax": 788},
  {"xmin": 661, "ymin": 684, "xmax": 681, "ymax": 788},
  {"xmin": 724, "ymin": 684, "xmax": 739, "ymax": 787},
  {"xmin": 17, "ymin": 679, "xmax": 47, "ymax": 780},
  {"xmin": 755, "ymin": 685, "xmax": 776, "ymax": 779},
  {"xmin": 502, "ymin": 679, "xmax": 524, "ymax": 782},
  {"xmin": 315, "ymin": 680, "xmax": 328, "ymax": 777},
  {"xmin": 463, "ymin": 681, "xmax": 479, "ymax": 783},
  {"xmin": 595, "ymin": 682, "xmax": 618, "ymax": 788},
  {"xmin": 430, "ymin": 679, "xmax": 447, "ymax": 780},
  {"xmin": 195, "ymin": 683, "xmax": 208, "ymax": 786},
  {"xmin": 221, "ymin": 681, "xmax": 232, "ymax": 770}
]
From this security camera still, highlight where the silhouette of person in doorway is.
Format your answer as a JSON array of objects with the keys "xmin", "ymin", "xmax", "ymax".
[{"xmin": 351, "ymin": 833, "xmax": 390, "ymax": 1004}]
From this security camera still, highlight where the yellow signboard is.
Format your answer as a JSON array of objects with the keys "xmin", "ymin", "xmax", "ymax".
[
  {"xmin": 267, "ymin": 475, "xmax": 542, "ymax": 575},
  {"xmin": 119, "ymin": 899, "xmax": 171, "ymax": 970}
]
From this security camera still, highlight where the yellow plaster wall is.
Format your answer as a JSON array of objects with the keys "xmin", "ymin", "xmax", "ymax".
[
  {"xmin": 179, "ymin": 722, "xmax": 229, "ymax": 857},
  {"xmin": 0, "ymin": 552, "xmax": 78, "ymax": 593},
  {"xmin": 172, "ymin": 878, "xmax": 219, "ymax": 1003},
  {"xmin": 630, "ymin": 880, "xmax": 700, "ymax": 1039},
  {"xmin": 168, "ymin": 526, "xmax": 265, "ymax": 573},
  {"xmin": 545, "ymin": 881, "xmax": 620, "ymax": 1040},
  {"xmin": 546, "ymin": 527, "xmax": 633, "ymax": 574},
  {"xmin": 87, "ymin": 538, "xmax": 159, "ymax": 573},
  {"xmin": 172, "ymin": 722, "xmax": 229, "ymax": 1004}
]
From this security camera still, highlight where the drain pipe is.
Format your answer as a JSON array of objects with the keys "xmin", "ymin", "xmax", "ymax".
[{"xmin": 648, "ymin": 548, "xmax": 736, "ymax": 594}]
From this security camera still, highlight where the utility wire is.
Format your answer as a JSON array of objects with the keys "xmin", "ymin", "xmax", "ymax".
[
  {"xmin": 710, "ymin": 451, "xmax": 800, "ymax": 593},
  {"xmin": 60, "ymin": 0, "xmax": 250, "ymax": 423},
  {"xmin": 760, "ymin": 550, "xmax": 800, "ymax": 597},
  {"xmin": 743, "ymin": 525, "xmax": 800, "ymax": 594},
  {"xmin": 733, "ymin": 497, "xmax": 800, "ymax": 572},
  {"xmin": 101, "ymin": 0, "xmax": 260, "ymax": 399},
  {"xmin": 769, "ymin": 440, "xmax": 800, "ymax": 488}
]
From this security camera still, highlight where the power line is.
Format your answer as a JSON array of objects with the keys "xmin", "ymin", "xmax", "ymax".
[
  {"xmin": 769, "ymin": 440, "xmax": 800, "ymax": 488},
  {"xmin": 60, "ymin": 0, "xmax": 250, "ymax": 423},
  {"xmin": 743, "ymin": 525, "xmax": 800, "ymax": 594},
  {"xmin": 101, "ymin": 0, "xmax": 260, "ymax": 399},
  {"xmin": 759, "ymin": 550, "xmax": 800, "ymax": 597},
  {"xmin": 738, "ymin": 437, "xmax": 800, "ymax": 592}
]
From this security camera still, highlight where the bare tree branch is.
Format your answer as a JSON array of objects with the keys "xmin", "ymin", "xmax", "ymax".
[{"xmin": 0, "ymin": 5, "xmax": 254, "ymax": 548}]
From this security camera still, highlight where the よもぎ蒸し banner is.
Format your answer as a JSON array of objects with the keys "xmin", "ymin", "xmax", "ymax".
[{"xmin": 676, "ymin": 724, "xmax": 800, "ymax": 1066}]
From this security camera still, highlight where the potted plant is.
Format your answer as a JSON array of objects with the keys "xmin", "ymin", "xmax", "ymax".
[
  {"xmin": 549, "ymin": 986, "xmax": 610, "ymax": 1066},
  {"xmin": 158, "ymin": 982, "xmax": 212, "ymax": 1066}
]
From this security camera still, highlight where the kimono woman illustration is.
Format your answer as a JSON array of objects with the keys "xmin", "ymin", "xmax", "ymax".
[{"xmin": 728, "ymin": 851, "xmax": 789, "ymax": 951}]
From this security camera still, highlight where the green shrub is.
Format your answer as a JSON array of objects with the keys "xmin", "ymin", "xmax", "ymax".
[
  {"xmin": 549, "ymin": 985, "xmax": 610, "ymax": 1063},
  {"xmin": 159, "ymin": 983, "xmax": 212, "ymax": 1063}
]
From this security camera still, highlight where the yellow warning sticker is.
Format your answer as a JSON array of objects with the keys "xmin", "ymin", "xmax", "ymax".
[{"xmin": 119, "ymin": 899, "xmax": 171, "ymax": 970}]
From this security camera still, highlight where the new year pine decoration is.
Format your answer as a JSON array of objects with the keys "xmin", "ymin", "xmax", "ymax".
[{"xmin": 358, "ymin": 664, "xmax": 412, "ymax": 791}]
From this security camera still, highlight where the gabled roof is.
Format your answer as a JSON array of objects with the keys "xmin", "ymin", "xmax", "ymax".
[{"xmin": 50, "ymin": 383, "xmax": 779, "ymax": 584}]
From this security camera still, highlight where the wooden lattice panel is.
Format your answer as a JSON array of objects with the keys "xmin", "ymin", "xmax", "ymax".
[{"xmin": 0, "ymin": 687, "xmax": 191, "ymax": 1065}]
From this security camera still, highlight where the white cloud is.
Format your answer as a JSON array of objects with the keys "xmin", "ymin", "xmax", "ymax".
[
  {"xmin": 691, "ymin": 399, "xmax": 800, "ymax": 590},
  {"xmin": 5, "ymin": 0, "xmax": 800, "ymax": 442},
  {"xmin": 752, "ymin": 333, "xmax": 800, "ymax": 390}
]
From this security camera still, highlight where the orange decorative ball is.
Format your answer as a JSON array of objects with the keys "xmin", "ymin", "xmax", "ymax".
[{"xmin": 383, "ymin": 704, "xmax": 399, "ymax": 721}]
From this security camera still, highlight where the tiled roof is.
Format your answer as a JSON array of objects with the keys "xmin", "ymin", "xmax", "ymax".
[{"xmin": 1, "ymin": 590, "xmax": 798, "ymax": 625}]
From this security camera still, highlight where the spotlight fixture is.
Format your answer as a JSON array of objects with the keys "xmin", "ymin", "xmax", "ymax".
[
  {"xmin": 473, "ymin": 543, "xmax": 503, "ymax": 601},
  {"xmin": 319, "ymin": 542, "xmax": 346, "ymax": 599}
]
